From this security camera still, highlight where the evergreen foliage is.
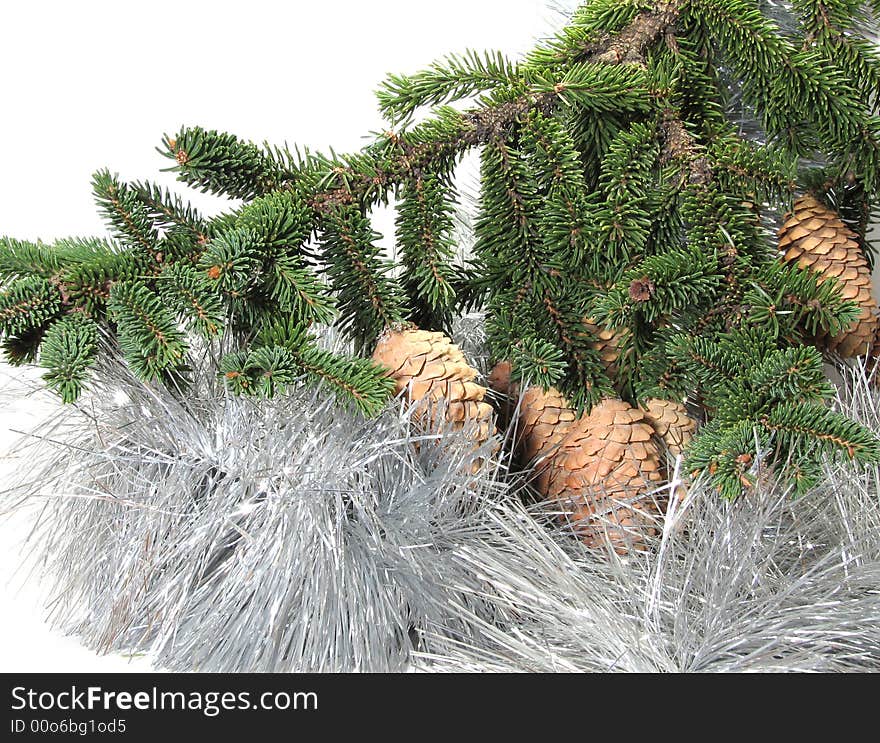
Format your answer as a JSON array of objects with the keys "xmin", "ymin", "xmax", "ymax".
[
  {"xmin": 39, "ymin": 314, "xmax": 99, "ymax": 404},
  {"xmin": 218, "ymin": 317, "xmax": 395, "ymax": 415},
  {"xmin": 107, "ymin": 281, "xmax": 188, "ymax": 383},
  {"xmin": 2, "ymin": 0, "xmax": 880, "ymax": 497}
]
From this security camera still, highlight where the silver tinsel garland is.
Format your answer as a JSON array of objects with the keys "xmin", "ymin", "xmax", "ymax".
[
  {"xmin": 3, "ymin": 348, "xmax": 880, "ymax": 672},
  {"xmin": 3, "ymin": 348, "xmax": 510, "ymax": 672}
]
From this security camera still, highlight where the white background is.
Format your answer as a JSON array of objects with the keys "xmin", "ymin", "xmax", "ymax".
[{"xmin": 0, "ymin": 0, "xmax": 554, "ymax": 671}]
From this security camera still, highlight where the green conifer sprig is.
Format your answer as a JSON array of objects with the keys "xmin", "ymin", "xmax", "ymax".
[
  {"xmin": 683, "ymin": 0, "xmax": 880, "ymax": 190},
  {"xmin": 219, "ymin": 318, "xmax": 395, "ymax": 415},
  {"xmin": 506, "ymin": 334, "xmax": 569, "ymax": 391},
  {"xmin": 2, "ymin": 326, "xmax": 47, "ymax": 367},
  {"xmin": 91, "ymin": 170, "xmax": 161, "ymax": 258},
  {"xmin": 128, "ymin": 179, "xmax": 211, "ymax": 242},
  {"xmin": 793, "ymin": 0, "xmax": 880, "ymax": 103},
  {"xmin": 0, "ymin": 239, "xmax": 69, "ymax": 284},
  {"xmin": 157, "ymin": 264, "xmax": 225, "ymax": 339},
  {"xmin": 0, "ymin": 278, "xmax": 63, "ymax": 336},
  {"xmin": 60, "ymin": 249, "xmax": 150, "ymax": 315},
  {"xmin": 39, "ymin": 314, "xmax": 99, "ymax": 404},
  {"xmin": 592, "ymin": 121, "xmax": 661, "ymax": 274},
  {"xmin": 318, "ymin": 205, "xmax": 405, "ymax": 352},
  {"xmin": 591, "ymin": 246, "xmax": 725, "ymax": 327},
  {"xmin": 264, "ymin": 253, "xmax": 336, "ymax": 328},
  {"xmin": 746, "ymin": 262, "xmax": 860, "ymax": 340},
  {"xmin": 763, "ymin": 402, "xmax": 880, "ymax": 465},
  {"xmin": 538, "ymin": 287, "xmax": 616, "ymax": 410},
  {"xmin": 0, "ymin": 237, "xmax": 119, "ymax": 287},
  {"xmin": 377, "ymin": 49, "xmax": 521, "ymax": 124},
  {"xmin": 395, "ymin": 172, "xmax": 458, "ymax": 330},
  {"xmin": 525, "ymin": 0, "xmax": 643, "ymax": 69},
  {"xmin": 675, "ymin": 329, "xmax": 880, "ymax": 496},
  {"xmin": 235, "ymin": 191, "xmax": 314, "ymax": 249},
  {"xmin": 198, "ymin": 229, "xmax": 262, "ymax": 296},
  {"xmin": 473, "ymin": 135, "xmax": 542, "ymax": 290},
  {"xmin": 521, "ymin": 111, "xmax": 594, "ymax": 270},
  {"xmin": 706, "ymin": 135, "xmax": 798, "ymax": 205},
  {"xmin": 526, "ymin": 62, "xmax": 652, "ymax": 114},
  {"xmin": 107, "ymin": 282, "xmax": 188, "ymax": 382},
  {"xmin": 655, "ymin": 31, "xmax": 725, "ymax": 130},
  {"xmin": 161, "ymin": 128, "xmax": 294, "ymax": 200}
]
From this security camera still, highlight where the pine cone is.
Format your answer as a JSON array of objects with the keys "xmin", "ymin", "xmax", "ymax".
[
  {"xmin": 489, "ymin": 360, "xmax": 667, "ymax": 551},
  {"xmin": 372, "ymin": 327, "xmax": 496, "ymax": 452},
  {"xmin": 543, "ymin": 399, "xmax": 665, "ymax": 553},
  {"xmin": 580, "ymin": 317, "xmax": 628, "ymax": 381},
  {"xmin": 639, "ymin": 397, "xmax": 696, "ymax": 458},
  {"xmin": 487, "ymin": 362, "xmax": 576, "ymax": 471},
  {"xmin": 779, "ymin": 195, "xmax": 879, "ymax": 357}
]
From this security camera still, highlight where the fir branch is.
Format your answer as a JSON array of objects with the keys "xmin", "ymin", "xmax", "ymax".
[
  {"xmin": 107, "ymin": 282, "xmax": 188, "ymax": 382},
  {"xmin": 706, "ymin": 135, "xmax": 799, "ymax": 204},
  {"xmin": 59, "ymin": 249, "xmax": 151, "ymax": 315},
  {"xmin": 264, "ymin": 252, "xmax": 336, "ymax": 327},
  {"xmin": 198, "ymin": 229, "xmax": 262, "ymax": 296},
  {"xmin": 128, "ymin": 179, "xmax": 210, "ymax": 242},
  {"xmin": 221, "ymin": 345, "xmax": 300, "ymax": 398},
  {"xmin": 592, "ymin": 120, "xmax": 662, "ymax": 273},
  {"xmin": 748, "ymin": 345, "xmax": 834, "ymax": 406},
  {"xmin": 2, "ymin": 325, "xmax": 48, "ymax": 367},
  {"xmin": 525, "ymin": 62, "xmax": 651, "ymax": 113},
  {"xmin": 0, "ymin": 237, "xmax": 113, "ymax": 286},
  {"xmin": 659, "ymin": 108, "xmax": 713, "ymax": 186},
  {"xmin": 91, "ymin": 170, "xmax": 161, "ymax": 258},
  {"xmin": 161, "ymin": 127, "xmax": 294, "ymax": 200},
  {"xmin": 667, "ymin": 332, "xmax": 740, "ymax": 393},
  {"xmin": 39, "ymin": 314, "xmax": 99, "ymax": 403},
  {"xmin": 585, "ymin": 1, "xmax": 681, "ymax": 64},
  {"xmin": 157, "ymin": 263, "xmax": 225, "ymax": 338},
  {"xmin": 520, "ymin": 112, "xmax": 594, "ymax": 270},
  {"xmin": 221, "ymin": 318, "xmax": 395, "ymax": 415},
  {"xmin": 592, "ymin": 246, "xmax": 724, "ymax": 327},
  {"xmin": 746, "ymin": 261, "xmax": 860, "ymax": 339},
  {"xmin": 527, "ymin": 0, "xmax": 675, "ymax": 68},
  {"xmin": 793, "ymin": 0, "xmax": 880, "ymax": 103},
  {"xmin": 235, "ymin": 190, "xmax": 314, "ymax": 250},
  {"xmin": 684, "ymin": 0, "xmax": 880, "ymax": 187},
  {"xmin": 680, "ymin": 184, "xmax": 767, "ymax": 264},
  {"xmin": 0, "ymin": 278, "xmax": 63, "ymax": 336},
  {"xmin": 396, "ymin": 172, "xmax": 458, "ymax": 329},
  {"xmin": 507, "ymin": 335, "xmax": 568, "ymax": 389},
  {"xmin": 318, "ymin": 205, "xmax": 405, "ymax": 351},
  {"xmin": 378, "ymin": 49, "xmax": 521, "ymax": 123},
  {"xmin": 685, "ymin": 419, "xmax": 768, "ymax": 498},
  {"xmin": 311, "ymin": 97, "xmax": 552, "ymax": 214},
  {"xmin": 761, "ymin": 401, "xmax": 880, "ymax": 463},
  {"xmin": 312, "ymin": 5, "xmax": 678, "ymax": 215},
  {"xmin": 539, "ymin": 287, "xmax": 615, "ymax": 410},
  {"xmin": 0, "ymin": 238, "xmax": 64, "ymax": 284}
]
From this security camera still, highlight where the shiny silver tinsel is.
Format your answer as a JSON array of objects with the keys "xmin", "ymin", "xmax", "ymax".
[
  {"xmin": 413, "ymin": 363, "xmax": 880, "ymax": 672},
  {"xmin": 3, "ymin": 351, "xmax": 508, "ymax": 672},
  {"xmin": 4, "ymin": 349, "xmax": 880, "ymax": 672}
]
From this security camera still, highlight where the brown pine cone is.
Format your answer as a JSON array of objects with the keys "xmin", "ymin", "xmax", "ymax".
[
  {"xmin": 487, "ymin": 362, "xmax": 576, "ymax": 475},
  {"xmin": 639, "ymin": 398, "xmax": 696, "ymax": 458},
  {"xmin": 372, "ymin": 327, "xmax": 496, "ymax": 452},
  {"xmin": 488, "ymin": 361, "xmax": 668, "ymax": 552},
  {"xmin": 580, "ymin": 317, "xmax": 629, "ymax": 381},
  {"xmin": 543, "ymin": 399, "xmax": 665, "ymax": 554},
  {"xmin": 779, "ymin": 195, "xmax": 879, "ymax": 357}
]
